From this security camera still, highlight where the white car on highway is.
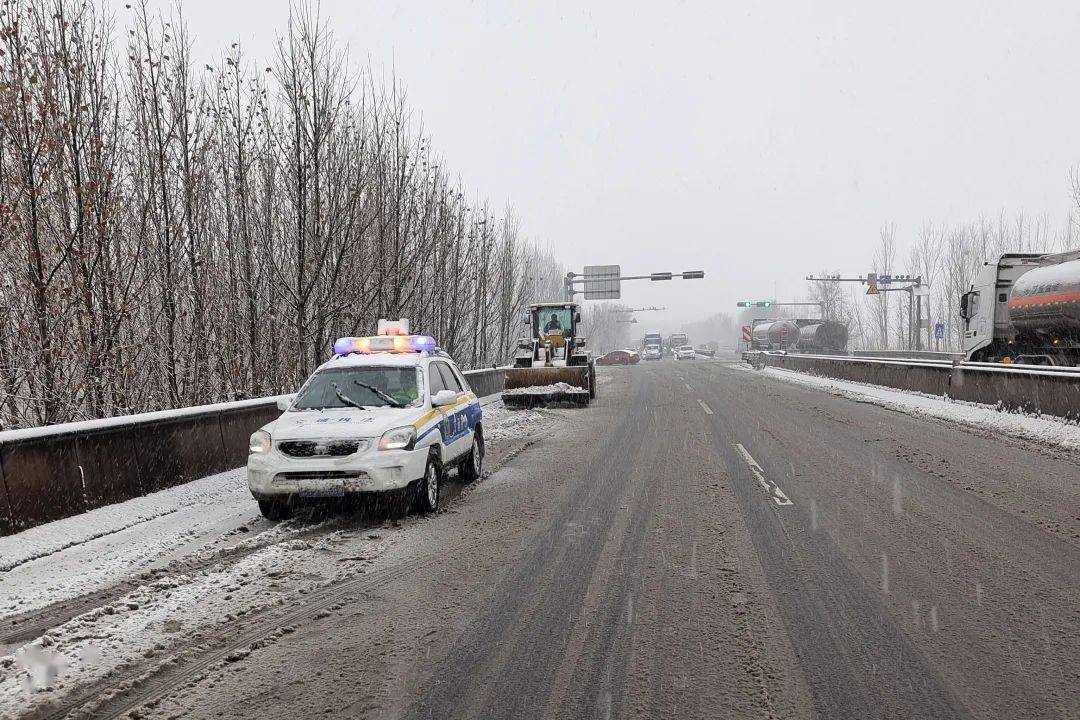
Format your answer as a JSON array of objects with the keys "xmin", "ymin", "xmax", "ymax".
[
  {"xmin": 675, "ymin": 345, "xmax": 696, "ymax": 360},
  {"xmin": 247, "ymin": 322, "xmax": 483, "ymax": 519}
]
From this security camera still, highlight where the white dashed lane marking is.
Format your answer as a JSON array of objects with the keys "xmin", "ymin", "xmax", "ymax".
[
  {"xmin": 697, "ymin": 399, "xmax": 713, "ymax": 415},
  {"xmin": 734, "ymin": 443, "xmax": 793, "ymax": 506}
]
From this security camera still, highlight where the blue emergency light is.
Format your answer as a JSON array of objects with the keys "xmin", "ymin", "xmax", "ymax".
[{"xmin": 334, "ymin": 334, "xmax": 437, "ymax": 356}]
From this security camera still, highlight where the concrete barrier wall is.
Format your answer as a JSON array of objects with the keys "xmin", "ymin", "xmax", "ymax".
[
  {"xmin": 761, "ymin": 354, "xmax": 1080, "ymax": 421},
  {"xmin": 0, "ymin": 368, "xmax": 505, "ymax": 536},
  {"xmin": 465, "ymin": 368, "xmax": 505, "ymax": 399}
]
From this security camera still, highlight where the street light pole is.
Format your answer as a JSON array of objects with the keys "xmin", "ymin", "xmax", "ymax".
[
  {"xmin": 564, "ymin": 270, "xmax": 705, "ymax": 300},
  {"xmin": 806, "ymin": 273, "xmax": 926, "ymax": 351}
]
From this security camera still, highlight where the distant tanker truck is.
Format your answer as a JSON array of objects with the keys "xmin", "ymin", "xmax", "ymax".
[
  {"xmin": 750, "ymin": 320, "xmax": 799, "ymax": 351},
  {"xmin": 795, "ymin": 321, "xmax": 849, "ymax": 353},
  {"xmin": 749, "ymin": 318, "xmax": 848, "ymax": 353},
  {"xmin": 961, "ymin": 250, "xmax": 1080, "ymax": 366}
]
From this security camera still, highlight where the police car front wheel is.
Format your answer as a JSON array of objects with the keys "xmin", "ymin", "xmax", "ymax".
[
  {"xmin": 415, "ymin": 455, "xmax": 442, "ymax": 513},
  {"xmin": 258, "ymin": 498, "xmax": 292, "ymax": 521},
  {"xmin": 460, "ymin": 428, "xmax": 484, "ymax": 483}
]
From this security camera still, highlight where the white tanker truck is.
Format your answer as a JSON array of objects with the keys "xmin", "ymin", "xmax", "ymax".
[{"xmin": 961, "ymin": 250, "xmax": 1080, "ymax": 366}]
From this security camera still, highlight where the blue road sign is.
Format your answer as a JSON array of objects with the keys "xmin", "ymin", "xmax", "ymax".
[{"xmin": 934, "ymin": 322, "xmax": 945, "ymax": 339}]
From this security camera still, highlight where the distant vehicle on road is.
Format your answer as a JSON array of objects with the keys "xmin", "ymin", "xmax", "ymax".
[
  {"xmin": 675, "ymin": 345, "xmax": 696, "ymax": 360},
  {"xmin": 695, "ymin": 344, "xmax": 715, "ymax": 357},
  {"xmin": 597, "ymin": 350, "xmax": 635, "ymax": 366},
  {"xmin": 668, "ymin": 333, "xmax": 688, "ymax": 354},
  {"xmin": 247, "ymin": 320, "xmax": 483, "ymax": 520},
  {"xmin": 962, "ymin": 250, "xmax": 1080, "ymax": 365},
  {"xmin": 622, "ymin": 349, "xmax": 641, "ymax": 364}
]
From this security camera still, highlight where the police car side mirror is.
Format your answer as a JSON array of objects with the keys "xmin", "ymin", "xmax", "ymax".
[
  {"xmin": 276, "ymin": 397, "xmax": 292, "ymax": 412},
  {"xmin": 431, "ymin": 389, "xmax": 458, "ymax": 407}
]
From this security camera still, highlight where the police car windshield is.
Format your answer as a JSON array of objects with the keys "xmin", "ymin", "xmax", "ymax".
[{"xmin": 293, "ymin": 367, "xmax": 420, "ymax": 410}]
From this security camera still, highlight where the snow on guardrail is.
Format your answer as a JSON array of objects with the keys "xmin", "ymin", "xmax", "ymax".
[{"xmin": 755, "ymin": 352, "xmax": 1080, "ymax": 421}]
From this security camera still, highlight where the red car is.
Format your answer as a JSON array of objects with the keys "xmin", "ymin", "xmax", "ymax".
[{"xmin": 597, "ymin": 350, "xmax": 634, "ymax": 366}]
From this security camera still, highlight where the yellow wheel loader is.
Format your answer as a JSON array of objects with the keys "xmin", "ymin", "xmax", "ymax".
[{"xmin": 502, "ymin": 302, "xmax": 596, "ymax": 408}]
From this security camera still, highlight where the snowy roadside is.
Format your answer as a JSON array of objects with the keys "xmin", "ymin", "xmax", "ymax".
[
  {"xmin": 735, "ymin": 363, "xmax": 1080, "ymax": 452},
  {"xmin": 0, "ymin": 469, "xmax": 268, "ymax": 617},
  {"xmin": 480, "ymin": 401, "xmax": 558, "ymax": 441},
  {"xmin": 0, "ymin": 397, "xmax": 551, "ymax": 618},
  {"xmin": 0, "ymin": 525, "xmax": 399, "ymax": 716},
  {"xmin": 0, "ymin": 397, "xmax": 559, "ymax": 717}
]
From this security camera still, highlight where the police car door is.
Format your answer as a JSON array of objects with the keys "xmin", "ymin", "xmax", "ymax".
[{"xmin": 432, "ymin": 361, "xmax": 471, "ymax": 460}]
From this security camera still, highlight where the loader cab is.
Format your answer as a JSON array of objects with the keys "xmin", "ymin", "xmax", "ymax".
[
  {"xmin": 531, "ymin": 305, "xmax": 578, "ymax": 341},
  {"xmin": 515, "ymin": 302, "xmax": 588, "ymax": 367}
]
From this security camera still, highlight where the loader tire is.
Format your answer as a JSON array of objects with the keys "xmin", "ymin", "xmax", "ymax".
[{"xmin": 588, "ymin": 363, "xmax": 597, "ymax": 399}]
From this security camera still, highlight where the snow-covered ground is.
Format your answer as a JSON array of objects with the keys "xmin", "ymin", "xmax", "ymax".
[
  {"xmin": 1, "ymin": 522, "xmax": 398, "ymax": 714},
  {"xmin": 480, "ymin": 401, "xmax": 557, "ymax": 441},
  {"xmin": 738, "ymin": 364, "xmax": 1080, "ymax": 452},
  {"xmin": 0, "ymin": 468, "xmax": 266, "ymax": 617},
  {"xmin": 0, "ymin": 397, "xmax": 556, "ymax": 717}
]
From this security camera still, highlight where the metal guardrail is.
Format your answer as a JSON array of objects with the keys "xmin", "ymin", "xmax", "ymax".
[
  {"xmin": 754, "ymin": 352, "xmax": 1080, "ymax": 422},
  {"xmin": 0, "ymin": 368, "xmax": 505, "ymax": 536},
  {"xmin": 850, "ymin": 349, "xmax": 964, "ymax": 362}
]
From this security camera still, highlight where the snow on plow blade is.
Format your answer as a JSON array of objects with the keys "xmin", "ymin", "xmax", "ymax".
[{"xmin": 502, "ymin": 367, "xmax": 591, "ymax": 409}]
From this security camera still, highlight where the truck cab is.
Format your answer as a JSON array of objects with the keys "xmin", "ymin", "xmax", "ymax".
[
  {"xmin": 961, "ymin": 253, "xmax": 1065, "ymax": 363},
  {"xmin": 642, "ymin": 332, "xmax": 662, "ymax": 360},
  {"xmin": 963, "ymin": 253, "xmax": 1080, "ymax": 367}
]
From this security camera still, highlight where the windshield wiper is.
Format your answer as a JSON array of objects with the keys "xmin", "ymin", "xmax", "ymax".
[
  {"xmin": 353, "ymin": 380, "xmax": 405, "ymax": 408},
  {"xmin": 331, "ymin": 382, "xmax": 366, "ymax": 410}
]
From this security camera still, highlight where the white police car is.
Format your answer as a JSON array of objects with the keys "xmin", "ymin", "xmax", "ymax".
[{"xmin": 247, "ymin": 321, "xmax": 483, "ymax": 519}]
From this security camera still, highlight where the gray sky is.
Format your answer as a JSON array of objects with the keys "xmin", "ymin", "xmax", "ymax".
[{"xmin": 168, "ymin": 0, "xmax": 1080, "ymax": 330}]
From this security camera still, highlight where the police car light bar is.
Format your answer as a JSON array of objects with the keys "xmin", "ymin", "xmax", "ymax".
[{"xmin": 334, "ymin": 334, "xmax": 436, "ymax": 355}]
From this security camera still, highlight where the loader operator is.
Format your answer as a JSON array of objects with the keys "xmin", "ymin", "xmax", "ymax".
[{"xmin": 544, "ymin": 313, "xmax": 564, "ymax": 333}]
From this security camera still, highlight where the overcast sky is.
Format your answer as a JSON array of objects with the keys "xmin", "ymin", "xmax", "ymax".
[{"xmin": 163, "ymin": 0, "xmax": 1080, "ymax": 330}]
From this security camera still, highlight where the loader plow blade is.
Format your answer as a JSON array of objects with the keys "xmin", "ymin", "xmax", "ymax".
[{"xmin": 502, "ymin": 367, "xmax": 592, "ymax": 409}]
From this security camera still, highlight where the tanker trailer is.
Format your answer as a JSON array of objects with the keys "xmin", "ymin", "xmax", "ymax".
[
  {"xmin": 750, "ymin": 320, "xmax": 799, "ymax": 351},
  {"xmin": 796, "ymin": 321, "xmax": 849, "ymax": 353}
]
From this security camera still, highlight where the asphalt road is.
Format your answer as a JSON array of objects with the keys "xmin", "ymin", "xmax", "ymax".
[{"xmin": 24, "ymin": 358, "xmax": 1080, "ymax": 719}]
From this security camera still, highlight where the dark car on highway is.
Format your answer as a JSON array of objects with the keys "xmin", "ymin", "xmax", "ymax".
[{"xmin": 596, "ymin": 350, "xmax": 634, "ymax": 366}]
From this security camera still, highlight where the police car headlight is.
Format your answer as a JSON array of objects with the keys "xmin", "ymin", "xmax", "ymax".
[
  {"xmin": 378, "ymin": 426, "xmax": 416, "ymax": 451},
  {"xmin": 249, "ymin": 430, "xmax": 272, "ymax": 454}
]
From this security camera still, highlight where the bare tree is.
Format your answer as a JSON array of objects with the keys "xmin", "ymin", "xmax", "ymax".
[
  {"xmin": 0, "ymin": 0, "xmax": 563, "ymax": 429},
  {"xmin": 871, "ymin": 223, "xmax": 896, "ymax": 349}
]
